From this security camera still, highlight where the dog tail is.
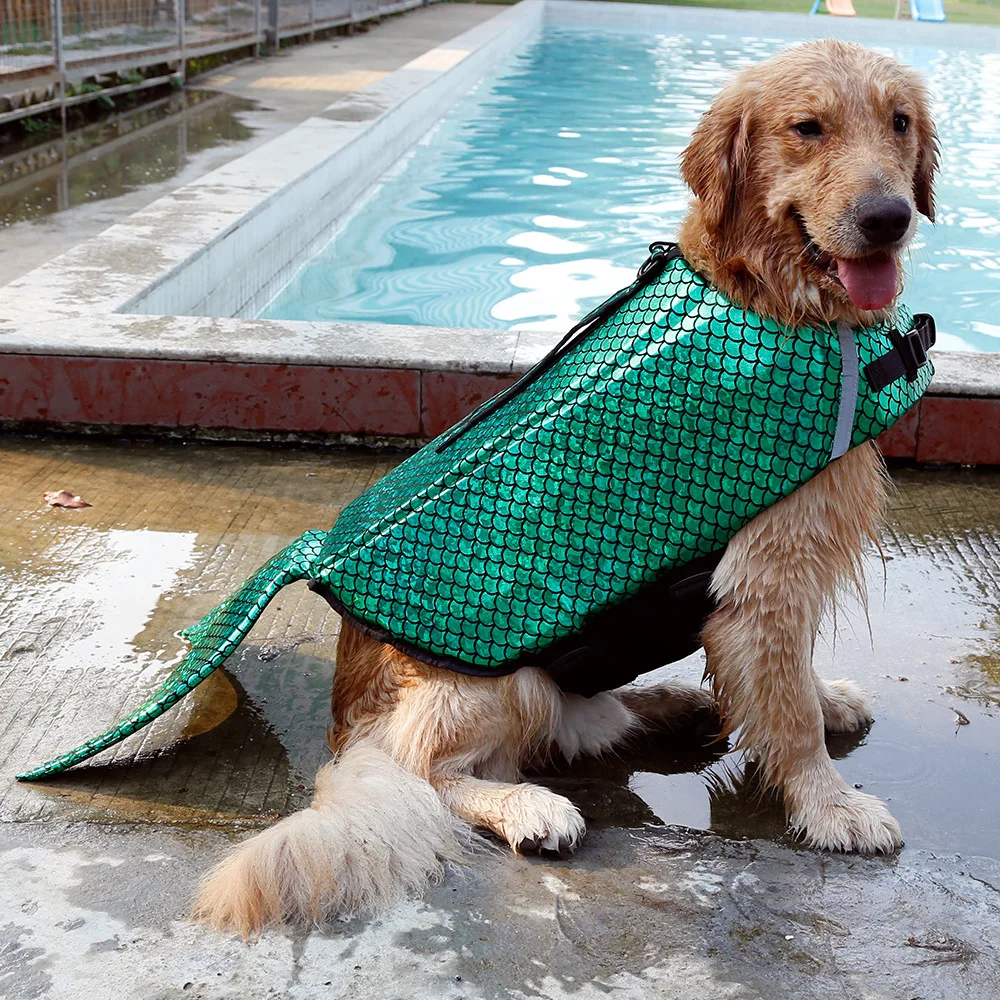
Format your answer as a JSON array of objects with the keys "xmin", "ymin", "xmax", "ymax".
[
  {"xmin": 16, "ymin": 531, "xmax": 327, "ymax": 781},
  {"xmin": 190, "ymin": 739, "xmax": 470, "ymax": 936}
]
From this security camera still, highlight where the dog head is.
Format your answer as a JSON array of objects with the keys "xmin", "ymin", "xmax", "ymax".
[{"xmin": 680, "ymin": 40, "xmax": 938, "ymax": 323}]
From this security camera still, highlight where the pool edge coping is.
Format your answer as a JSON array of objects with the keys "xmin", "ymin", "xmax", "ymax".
[{"xmin": 1, "ymin": 325, "xmax": 997, "ymax": 464}]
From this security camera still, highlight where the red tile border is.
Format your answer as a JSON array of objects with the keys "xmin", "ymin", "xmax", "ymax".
[
  {"xmin": 0, "ymin": 355, "xmax": 421, "ymax": 436},
  {"xmin": 0, "ymin": 354, "xmax": 997, "ymax": 466},
  {"xmin": 916, "ymin": 396, "xmax": 1000, "ymax": 466},
  {"xmin": 420, "ymin": 371, "xmax": 517, "ymax": 439},
  {"xmin": 876, "ymin": 403, "xmax": 920, "ymax": 460}
]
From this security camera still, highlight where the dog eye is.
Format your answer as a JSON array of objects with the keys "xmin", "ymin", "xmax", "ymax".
[
  {"xmin": 793, "ymin": 120, "xmax": 822, "ymax": 137},
  {"xmin": 893, "ymin": 113, "xmax": 910, "ymax": 134}
]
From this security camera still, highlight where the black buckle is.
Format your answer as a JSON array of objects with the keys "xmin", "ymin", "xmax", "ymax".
[
  {"xmin": 637, "ymin": 241, "xmax": 681, "ymax": 282},
  {"xmin": 888, "ymin": 325, "xmax": 926, "ymax": 383},
  {"xmin": 863, "ymin": 313, "xmax": 935, "ymax": 391}
]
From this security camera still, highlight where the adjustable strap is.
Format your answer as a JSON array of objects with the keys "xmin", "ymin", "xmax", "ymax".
[
  {"xmin": 435, "ymin": 241, "xmax": 683, "ymax": 453},
  {"xmin": 830, "ymin": 321, "xmax": 860, "ymax": 462},
  {"xmin": 864, "ymin": 313, "xmax": 936, "ymax": 391}
]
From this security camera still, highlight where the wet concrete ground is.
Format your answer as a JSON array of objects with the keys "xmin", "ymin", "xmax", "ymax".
[
  {"xmin": 0, "ymin": 3, "xmax": 499, "ymax": 285},
  {"xmin": 0, "ymin": 90, "xmax": 258, "ymax": 232},
  {"xmin": 0, "ymin": 435, "xmax": 998, "ymax": 998}
]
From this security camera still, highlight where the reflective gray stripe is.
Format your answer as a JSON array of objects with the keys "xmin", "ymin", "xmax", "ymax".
[{"xmin": 831, "ymin": 321, "xmax": 859, "ymax": 461}]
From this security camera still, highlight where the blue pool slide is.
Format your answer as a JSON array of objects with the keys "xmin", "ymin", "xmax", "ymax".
[
  {"xmin": 810, "ymin": 0, "xmax": 946, "ymax": 19},
  {"xmin": 911, "ymin": 0, "xmax": 947, "ymax": 19}
]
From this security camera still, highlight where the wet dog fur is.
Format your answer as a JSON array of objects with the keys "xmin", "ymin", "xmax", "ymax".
[{"xmin": 192, "ymin": 40, "xmax": 938, "ymax": 937}]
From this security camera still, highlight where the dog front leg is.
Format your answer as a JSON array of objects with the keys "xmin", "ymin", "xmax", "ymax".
[{"xmin": 703, "ymin": 446, "xmax": 902, "ymax": 853}]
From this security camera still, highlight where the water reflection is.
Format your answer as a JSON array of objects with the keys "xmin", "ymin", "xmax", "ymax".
[
  {"xmin": 535, "ymin": 469, "xmax": 1000, "ymax": 861},
  {"xmin": 264, "ymin": 28, "xmax": 1000, "ymax": 352},
  {"xmin": 0, "ymin": 88, "xmax": 257, "ymax": 228}
]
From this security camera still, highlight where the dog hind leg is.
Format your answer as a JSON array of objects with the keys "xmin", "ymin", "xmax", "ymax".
[
  {"xmin": 815, "ymin": 676, "xmax": 873, "ymax": 733},
  {"xmin": 432, "ymin": 770, "xmax": 586, "ymax": 854},
  {"xmin": 550, "ymin": 690, "xmax": 640, "ymax": 762},
  {"xmin": 615, "ymin": 681, "xmax": 720, "ymax": 735},
  {"xmin": 551, "ymin": 673, "xmax": 720, "ymax": 765},
  {"xmin": 337, "ymin": 653, "xmax": 590, "ymax": 858}
]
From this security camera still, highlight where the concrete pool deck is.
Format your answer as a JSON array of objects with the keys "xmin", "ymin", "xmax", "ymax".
[
  {"xmin": 0, "ymin": 0, "xmax": 998, "ymax": 464},
  {"xmin": 1, "ymin": 436, "xmax": 999, "ymax": 998}
]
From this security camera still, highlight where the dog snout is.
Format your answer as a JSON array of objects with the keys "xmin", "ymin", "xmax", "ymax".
[{"xmin": 854, "ymin": 193, "xmax": 912, "ymax": 248}]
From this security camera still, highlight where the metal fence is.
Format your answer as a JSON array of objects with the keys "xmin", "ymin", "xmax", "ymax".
[
  {"xmin": 0, "ymin": 0, "xmax": 430, "ymax": 125},
  {"xmin": 268, "ymin": 0, "xmax": 417, "ymax": 44}
]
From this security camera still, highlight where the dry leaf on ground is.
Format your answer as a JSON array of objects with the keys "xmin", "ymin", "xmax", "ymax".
[{"xmin": 42, "ymin": 490, "xmax": 92, "ymax": 509}]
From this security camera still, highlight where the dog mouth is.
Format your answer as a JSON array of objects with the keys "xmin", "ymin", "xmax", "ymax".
[{"xmin": 791, "ymin": 209, "xmax": 899, "ymax": 312}]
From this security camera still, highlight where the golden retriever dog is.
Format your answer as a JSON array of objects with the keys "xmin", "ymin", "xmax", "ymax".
[{"xmin": 192, "ymin": 39, "xmax": 938, "ymax": 936}]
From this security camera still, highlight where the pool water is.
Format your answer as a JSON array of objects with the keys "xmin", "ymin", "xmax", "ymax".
[{"xmin": 262, "ymin": 26, "xmax": 1000, "ymax": 353}]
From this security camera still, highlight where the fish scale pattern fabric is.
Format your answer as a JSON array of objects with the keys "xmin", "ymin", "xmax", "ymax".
[
  {"xmin": 312, "ymin": 255, "xmax": 929, "ymax": 672},
  {"xmin": 18, "ymin": 251, "xmax": 932, "ymax": 780}
]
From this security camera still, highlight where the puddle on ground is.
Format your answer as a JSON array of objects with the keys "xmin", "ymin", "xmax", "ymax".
[
  {"xmin": 0, "ymin": 438, "xmax": 997, "ymax": 859},
  {"xmin": 0, "ymin": 88, "xmax": 257, "ymax": 228},
  {"xmin": 542, "ymin": 469, "xmax": 1000, "ymax": 860}
]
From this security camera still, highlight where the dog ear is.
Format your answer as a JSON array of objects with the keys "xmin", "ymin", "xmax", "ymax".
[
  {"xmin": 913, "ymin": 109, "xmax": 939, "ymax": 222},
  {"xmin": 681, "ymin": 86, "xmax": 752, "ymax": 234}
]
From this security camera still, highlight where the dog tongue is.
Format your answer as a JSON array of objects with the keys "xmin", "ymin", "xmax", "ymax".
[{"xmin": 835, "ymin": 254, "xmax": 898, "ymax": 311}]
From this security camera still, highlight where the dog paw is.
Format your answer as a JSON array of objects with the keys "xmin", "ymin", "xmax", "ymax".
[
  {"xmin": 618, "ymin": 682, "xmax": 721, "ymax": 735},
  {"xmin": 500, "ymin": 784, "xmax": 586, "ymax": 857},
  {"xmin": 818, "ymin": 678, "xmax": 873, "ymax": 734},
  {"xmin": 786, "ymin": 762, "xmax": 902, "ymax": 854},
  {"xmin": 555, "ymin": 691, "xmax": 639, "ymax": 762}
]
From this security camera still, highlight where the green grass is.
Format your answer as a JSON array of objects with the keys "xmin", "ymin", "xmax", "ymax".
[
  {"xmin": 1, "ymin": 43, "xmax": 50, "ymax": 55},
  {"xmin": 647, "ymin": 0, "xmax": 1000, "ymax": 23},
  {"xmin": 467, "ymin": 0, "xmax": 1000, "ymax": 24}
]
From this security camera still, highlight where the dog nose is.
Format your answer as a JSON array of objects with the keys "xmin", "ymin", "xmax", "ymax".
[{"xmin": 855, "ymin": 195, "xmax": 912, "ymax": 247}]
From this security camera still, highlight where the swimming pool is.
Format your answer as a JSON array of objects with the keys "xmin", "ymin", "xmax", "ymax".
[{"xmin": 261, "ymin": 24, "xmax": 1000, "ymax": 353}]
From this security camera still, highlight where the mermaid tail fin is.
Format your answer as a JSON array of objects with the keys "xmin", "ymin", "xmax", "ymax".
[{"xmin": 17, "ymin": 530, "xmax": 327, "ymax": 781}]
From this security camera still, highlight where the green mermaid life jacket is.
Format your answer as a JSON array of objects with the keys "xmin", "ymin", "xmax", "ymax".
[{"xmin": 17, "ymin": 243, "xmax": 935, "ymax": 780}]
